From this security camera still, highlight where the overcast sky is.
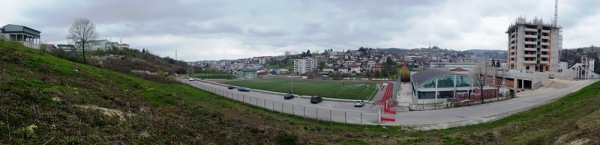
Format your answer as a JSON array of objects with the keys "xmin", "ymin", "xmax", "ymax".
[{"xmin": 2, "ymin": 0, "xmax": 599, "ymax": 61}]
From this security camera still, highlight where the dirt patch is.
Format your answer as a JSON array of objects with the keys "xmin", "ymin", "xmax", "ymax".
[
  {"xmin": 75, "ymin": 105, "xmax": 133, "ymax": 121},
  {"xmin": 51, "ymin": 96, "xmax": 62, "ymax": 102},
  {"xmin": 544, "ymin": 80, "xmax": 568, "ymax": 89},
  {"xmin": 569, "ymin": 138, "xmax": 590, "ymax": 145}
]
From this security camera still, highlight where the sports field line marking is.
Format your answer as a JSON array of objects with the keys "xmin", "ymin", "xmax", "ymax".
[{"xmin": 336, "ymin": 87, "xmax": 350, "ymax": 94}]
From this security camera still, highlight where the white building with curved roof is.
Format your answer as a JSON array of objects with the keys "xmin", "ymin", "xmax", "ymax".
[{"xmin": 411, "ymin": 69, "xmax": 473, "ymax": 103}]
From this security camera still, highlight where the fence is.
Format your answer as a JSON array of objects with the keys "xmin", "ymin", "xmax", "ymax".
[{"xmin": 180, "ymin": 79, "xmax": 380, "ymax": 125}]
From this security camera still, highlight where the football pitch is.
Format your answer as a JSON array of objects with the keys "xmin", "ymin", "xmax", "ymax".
[{"xmin": 224, "ymin": 78, "xmax": 379, "ymax": 100}]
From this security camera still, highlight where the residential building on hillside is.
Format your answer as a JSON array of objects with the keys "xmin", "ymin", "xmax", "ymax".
[
  {"xmin": 105, "ymin": 42, "xmax": 120, "ymax": 49},
  {"xmin": 120, "ymin": 43, "xmax": 130, "ymax": 49},
  {"xmin": 1, "ymin": 24, "xmax": 41, "ymax": 49},
  {"xmin": 40, "ymin": 44, "xmax": 56, "ymax": 50},
  {"xmin": 506, "ymin": 17, "xmax": 561, "ymax": 72},
  {"xmin": 57, "ymin": 44, "xmax": 76, "ymax": 51},
  {"xmin": 86, "ymin": 39, "xmax": 109, "ymax": 51},
  {"xmin": 293, "ymin": 58, "xmax": 317, "ymax": 74}
]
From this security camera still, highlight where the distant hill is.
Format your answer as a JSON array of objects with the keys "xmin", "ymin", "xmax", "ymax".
[{"xmin": 464, "ymin": 49, "xmax": 508, "ymax": 60}]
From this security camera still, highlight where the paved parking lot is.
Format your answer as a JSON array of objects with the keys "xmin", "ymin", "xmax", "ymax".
[
  {"xmin": 180, "ymin": 78, "xmax": 597, "ymax": 130},
  {"xmin": 180, "ymin": 78, "xmax": 382, "ymax": 125}
]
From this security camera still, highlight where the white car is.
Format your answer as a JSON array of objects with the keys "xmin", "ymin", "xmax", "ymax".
[
  {"xmin": 188, "ymin": 78, "xmax": 195, "ymax": 81},
  {"xmin": 354, "ymin": 100, "xmax": 365, "ymax": 107}
]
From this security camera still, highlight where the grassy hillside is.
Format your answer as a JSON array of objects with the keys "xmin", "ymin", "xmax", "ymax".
[
  {"xmin": 1, "ymin": 40, "xmax": 600, "ymax": 144},
  {"xmin": 225, "ymin": 78, "xmax": 377, "ymax": 100}
]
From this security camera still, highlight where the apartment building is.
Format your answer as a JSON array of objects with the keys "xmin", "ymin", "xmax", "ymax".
[
  {"xmin": 293, "ymin": 58, "xmax": 317, "ymax": 74},
  {"xmin": 506, "ymin": 17, "xmax": 561, "ymax": 72}
]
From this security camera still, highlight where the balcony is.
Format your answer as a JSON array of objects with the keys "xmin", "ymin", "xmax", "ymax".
[
  {"xmin": 540, "ymin": 61, "xmax": 549, "ymax": 64},
  {"xmin": 524, "ymin": 28, "xmax": 537, "ymax": 32},
  {"xmin": 524, "ymin": 54, "xmax": 537, "ymax": 57},
  {"xmin": 541, "ymin": 29, "xmax": 550, "ymax": 33},
  {"xmin": 541, "ymin": 36, "xmax": 550, "ymax": 39},
  {"xmin": 541, "ymin": 42, "xmax": 550, "ymax": 46},
  {"xmin": 540, "ymin": 55, "xmax": 549, "ymax": 58},
  {"xmin": 540, "ymin": 48, "xmax": 550, "ymax": 52},
  {"xmin": 524, "ymin": 41, "xmax": 537, "ymax": 45},
  {"xmin": 523, "ymin": 60, "xmax": 537, "ymax": 64},
  {"xmin": 524, "ymin": 48, "xmax": 537, "ymax": 51},
  {"xmin": 524, "ymin": 34, "xmax": 537, "ymax": 38}
]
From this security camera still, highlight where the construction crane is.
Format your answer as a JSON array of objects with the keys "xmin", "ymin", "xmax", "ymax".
[{"xmin": 554, "ymin": 0, "xmax": 558, "ymax": 26}]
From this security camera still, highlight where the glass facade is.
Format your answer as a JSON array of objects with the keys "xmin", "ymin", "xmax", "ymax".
[
  {"xmin": 418, "ymin": 91, "xmax": 436, "ymax": 99},
  {"xmin": 438, "ymin": 91, "xmax": 454, "ymax": 98},
  {"xmin": 456, "ymin": 75, "xmax": 471, "ymax": 87},
  {"xmin": 422, "ymin": 80, "xmax": 436, "ymax": 88},
  {"xmin": 437, "ymin": 76, "xmax": 454, "ymax": 88},
  {"xmin": 415, "ymin": 74, "xmax": 473, "ymax": 100}
]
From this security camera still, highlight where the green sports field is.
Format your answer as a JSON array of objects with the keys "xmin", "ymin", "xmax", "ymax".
[{"xmin": 224, "ymin": 78, "xmax": 379, "ymax": 100}]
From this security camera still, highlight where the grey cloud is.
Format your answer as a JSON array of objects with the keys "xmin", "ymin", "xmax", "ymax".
[{"xmin": 4, "ymin": 0, "xmax": 599, "ymax": 61}]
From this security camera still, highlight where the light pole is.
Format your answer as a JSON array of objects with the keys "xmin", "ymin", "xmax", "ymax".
[{"xmin": 290, "ymin": 76, "xmax": 293, "ymax": 94}]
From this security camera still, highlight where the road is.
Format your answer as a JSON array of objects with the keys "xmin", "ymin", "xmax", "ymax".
[
  {"xmin": 389, "ymin": 79, "xmax": 597, "ymax": 130},
  {"xmin": 179, "ymin": 78, "xmax": 597, "ymax": 130}
]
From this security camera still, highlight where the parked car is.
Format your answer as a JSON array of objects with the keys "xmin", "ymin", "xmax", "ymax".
[
  {"xmin": 237, "ymin": 87, "xmax": 251, "ymax": 92},
  {"xmin": 354, "ymin": 100, "xmax": 365, "ymax": 107},
  {"xmin": 227, "ymin": 86, "xmax": 235, "ymax": 89},
  {"xmin": 310, "ymin": 96, "xmax": 323, "ymax": 104},
  {"xmin": 284, "ymin": 93, "xmax": 295, "ymax": 100},
  {"xmin": 188, "ymin": 78, "xmax": 195, "ymax": 81},
  {"xmin": 549, "ymin": 74, "xmax": 554, "ymax": 79}
]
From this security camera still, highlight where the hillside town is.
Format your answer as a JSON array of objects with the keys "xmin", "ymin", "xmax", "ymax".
[{"xmin": 190, "ymin": 47, "xmax": 508, "ymax": 78}]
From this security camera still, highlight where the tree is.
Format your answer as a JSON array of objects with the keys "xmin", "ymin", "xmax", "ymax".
[
  {"xmin": 67, "ymin": 18, "xmax": 98, "ymax": 64},
  {"xmin": 493, "ymin": 68, "xmax": 507, "ymax": 99},
  {"xmin": 358, "ymin": 47, "xmax": 367, "ymax": 54},
  {"xmin": 318, "ymin": 61, "xmax": 326, "ymax": 71},
  {"xmin": 400, "ymin": 65, "xmax": 411, "ymax": 82},
  {"xmin": 470, "ymin": 62, "xmax": 489, "ymax": 103}
]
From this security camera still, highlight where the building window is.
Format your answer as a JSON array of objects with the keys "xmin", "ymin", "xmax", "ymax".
[
  {"xmin": 438, "ymin": 91, "xmax": 454, "ymax": 99},
  {"xmin": 437, "ymin": 76, "xmax": 454, "ymax": 88},
  {"xmin": 456, "ymin": 76, "xmax": 470, "ymax": 87},
  {"xmin": 418, "ymin": 91, "xmax": 436, "ymax": 99},
  {"xmin": 421, "ymin": 80, "xmax": 436, "ymax": 88}
]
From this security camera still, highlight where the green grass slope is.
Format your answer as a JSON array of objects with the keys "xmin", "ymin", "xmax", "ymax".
[
  {"xmin": 1, "ymin": 40, "xmax": 600, "ymax": 144},
  {"xmin": 225, "ymin": 78, "xmax": 377, "ymax": 100},
  {"xmin": 0, "ymin": 40, "xmax": 298, "ymax": 144}
]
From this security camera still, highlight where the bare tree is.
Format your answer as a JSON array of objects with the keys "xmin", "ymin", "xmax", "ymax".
[
  {"xmin": 494, "ymin": 68, "xmax": 507, "ymax": 99},
  {"xmin": 470, "ymin": 62, "xmax": 489, "ymax": 103},
  {"xmin": 67, "ymin": 18, "xmax": 98, "ymax": 64}
]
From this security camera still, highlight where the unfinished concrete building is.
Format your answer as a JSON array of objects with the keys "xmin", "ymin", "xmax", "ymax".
[{"xmin": 506, "ymin": 17, "xmax": 561, "ymax": 73}]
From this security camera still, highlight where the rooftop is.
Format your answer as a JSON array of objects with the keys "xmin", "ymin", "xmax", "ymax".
[
  {"xmin": 412, "ymin": 68, "xmax": 461, "ymax": 87},
  {"xmin": 1, "ymin": 24, "xmax": 41, "ymax": 37}
]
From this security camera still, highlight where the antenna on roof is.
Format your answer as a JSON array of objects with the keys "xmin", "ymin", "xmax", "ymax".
[{"xmin": 553, "ymin": 0, "xmax": 558, "ymax": 26}]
